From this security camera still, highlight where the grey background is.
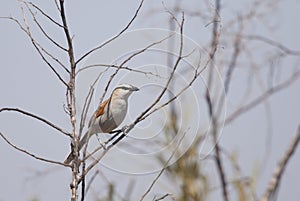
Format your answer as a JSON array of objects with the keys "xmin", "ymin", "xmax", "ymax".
[{"xmin": 1, "ymin": 0, "xmax": 300, "ymax": 200}]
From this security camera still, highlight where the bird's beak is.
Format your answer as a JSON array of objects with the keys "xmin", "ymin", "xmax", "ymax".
[{"xmin": 131, "ymin": 86, "xmax": 139, "ymax": 91}]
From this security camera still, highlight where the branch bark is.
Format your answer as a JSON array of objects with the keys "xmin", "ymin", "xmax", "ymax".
[
  {"xmin": 0, "ymin": 107, "xmax": 70, "ymax": 137},
  {"xmin": 0, "ymin": 131, "xmax": 69, "ymax": 167},
  {"xmin": 59, "ymin": 0, "xmax": 78, "ymax": 200},
  {"xmin": 75, "ymin": 0, "xmax": 145, "ymax": 65},
  {"xmin": 261, "ymin": 126, "xmax": 300, "ymax": 201}
]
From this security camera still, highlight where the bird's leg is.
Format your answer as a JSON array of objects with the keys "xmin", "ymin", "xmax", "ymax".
[
  {"xmin": 106, "ymin": 125, "xmax": 133, "ymax": 148},
  {"xmin": 106, "ymin": 131, "xmax": 122, "ymax": 145},
  {"xmin": 121, "ymin": 125, "xmax": 130, "ymax": 134},
  {"xmin": 111, "ymin": 133, "xmax": 126, "ymax": 146},
  {"xmin": 109, "ymin": 129, "xmax": 122, "ymax": 134},
  {"xmin": 110, "ymin": 125, "xmax": 129, "ymax": 146}
]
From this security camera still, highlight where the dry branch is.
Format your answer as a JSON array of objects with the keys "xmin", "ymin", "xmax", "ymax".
[
  {"xmin": 244, "ymin": 34, "xmax": 300, "ymax": 56},
  {"xmin": 261, "ymin": 126, "xmax": 300, "ymax": 201},
  {"xmin": 76, "ymin": 64, "xmax": 164, "ymax": 78},
  {"xmin": 28, "ymin": 1, "xmax": 64, "ymax": 28},
  {"xmin": 0, "ymin": 131, "xmax": 69, "ymax": 167},
  {"xmin": 58, "ymin": 1, "xmax": 78, "ymax": 200},
  {"xmin": 0, "ymin": 107, "xmax": 70, "ymax": 137},
  {"xmin": 205, "ymin": 1, "xmax": 229, "ymax": 201},
  {"xmin": 135, "ymin": 14, "xmax": 184, "ymax": 124},
  {"xmin": 139, "ymin": 130, "xmax": 187, "ymax": 201},
  {"xmin": 1, "ymin": 14, "xmax": 69, "ymax": 87},
  {"xmin": 226, "ymin": 70, "xmax": 300, "ymax": 124},
  {"xmin": 153, "ymin": 194, "xmax": 172, "ymax": 201},
  {"xmin": 97, "ymin": 32, "xmax": 175, "ymax": 113},
  {"xmin": 25, "ymin": 2, "xmax": 68, "ymax": 52},
  {"xmin": 75, "ymin": 0, "xmax": 145, "ymax": 65}
]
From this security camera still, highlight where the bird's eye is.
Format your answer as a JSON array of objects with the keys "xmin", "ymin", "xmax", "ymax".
[{"xmin": 118, "ymin": 86, "xmax": 130, "ymax": 90}]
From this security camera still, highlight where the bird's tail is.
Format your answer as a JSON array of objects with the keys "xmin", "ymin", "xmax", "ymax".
[{"xmin": 64, "ymin": 130, "xmax": 90, "ymax": 165}]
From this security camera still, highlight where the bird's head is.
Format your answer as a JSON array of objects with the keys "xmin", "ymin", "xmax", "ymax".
[{"xmin": 112, "ymin": 83, "xmax": 139, "ymax": 100}]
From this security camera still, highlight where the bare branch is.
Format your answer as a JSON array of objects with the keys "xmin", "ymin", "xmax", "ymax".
[
  {"xmin": 59, "ymin": 1, "xmax": 78, "ymax": 200},
  {"xmin": 23, "ymin": 3, "xmax": 69, "ymax": 76},
  {"xmin": 98, "ymin": 31, "xmax": 175, "ymax": 111},
  {"xmin": 0, "ymin": 107, "xmax": 70, "ymax": 137},
  {"xmin": 78, "ymin": 70, "xmax": 106, "ymax": 138},
  {"xmin": 78, "ymin": 144, "xmax": 109, "ymax": 183},
  {"xmin": 1, "ymin": 15, "xmax": 68, "ymax": 86},
  {"xmin": 30, "ymin": 39, "xmax": 69, "ymax": 87},
  {"xmin": 76, "ymin": 64, "xmax": 165, "ymax": 78},
  {"xmin": 54, "ymin": 0, "xmax": 61, "ymax": 12},
  {"xmin": 75, "ymin": 0, "xmax": 145, "ymax": 65},
  {"xmin": 28, "ymin": 1, "xmax": 64, "ymax": 28},
  {"xmin": 261, "ymin": 126, "xmax": 300, "ymax": 201},
  {"xmin": 139, "ymin": 130, "xmax": 187, "ymax": 201},
  {"xmin": 205, "ymin": 1, "xmax": 229, "ymax": 201},
  {"xmin": 139, "ymin": 54, "xmax": 202, "ymax": 122},
  {"xmin": 213, "ymin": 132, "xmax": 229, "ymax": 201},
  {"xmin": 20, "ymin": 4, "xmax": 69, "ymax": 83},
  {"xmin": 243, "ymin": 34, "xmax": 300, "ymax": 56},
  {"xmin": 79, "ymin": 71, "xmax": 108, "ymax": 201},
  {"xmin": 26, "ymin": 2, "xmax": 68, "ymax": 52},
  {"xmin": 153, "ymin": 193, "xmax": 172, "ymax": 201},
  {"xmin": 226, "ymin": 70, "xmax": 300, "ymax": 125},
  {"xmin": 224, "ymin": 16, "xmax": 243, "ymax": 93},
  {"xmin": 84, "ymin": 170, "xmax": 100, "ymax": 198},
  {"xmin": 59, "ymin": 0, "xmax": 75, "ymax": 70},
  {"xmin": 162, "ymin": 2, "xmax": 181, "ymax": 27},
  {"xmin": 135, "ymin": 13, "xmax": 184, "ymax": 124},
  {"xmin": 0, "ymin": 131, "xmax": 70, "ymax": 167}
]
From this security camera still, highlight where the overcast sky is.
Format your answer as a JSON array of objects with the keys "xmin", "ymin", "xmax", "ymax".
[{"xmin": 1, "ymin": 1, "xmax": 300, "ymax": 201}]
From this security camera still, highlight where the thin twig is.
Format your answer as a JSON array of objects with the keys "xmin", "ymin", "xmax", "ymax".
[
  {"xmin": 153, "ymin": 193, "xmax": 172, "ymax": 201},
  {"xmin": 224, "ymin": 16, "xmax": 242, "ymax": 93},
  {"xmin": 76, "ymin": 64, "xmax": 164, "ymax": 78},
  {"xmin": 84, "ymin": 170, "xmax": 100, "ymax": 197},
  {"xmin": 78, "ymin": 144, "xmax": 110, "ymax": 183},
  {"xmin": 78, "ymin": 18, "xmax": 186, "ymax": 179},
  {"xmin": 4, "ymin": 13, "xmax": 68, "ymax": 87},
  {"xmin": 139, "ymin": 130, "xmax": 187, "ymax": 201},
  {"xmin": 226, "ymin": 70, "xmax": 300, "ymax": 124},
  {"xmin": 54, "ymin": 0, "xmax": 61, "ymax": 12},
  {"xmin": 244, "ymin": 34, "xmax": 300, "ymax": 56},
  {"xmin": 75, "ymin": 0, "xmax": 145, "ymax": 65},
  {"xmin": 98, "ymin": 32, "xmax": 175, "ymax": 110},
  {"xmin": 205, "ymin": 1, "xmax": 229, "ymax": 201},
  {"xmin": 78, "ymin": 70, "xmax": 106, "ymax": 138},
  {"xmin": 77, "ymin": 33, "xmax": 174, "ymax": 165},
  {"xmin": 0, "ymin": 107, "xmax": 70, "ymax": 137},
  {"xmin": 0, "ymin": 131, "xmax": 70, "ymax": 167},
  {"xmin": 135, "ymin": 13, "xmax": 184, "ymax": 124},
  {"xmin": 26, "ymin": 2, "xmax": 68, "ymax": 52},
  {"xmin": 28, "ymin": 1, "xmax": 64, "ymax": 28},
  {"xmin": 138, "ymin": 52, "xmax": 202, "ymax": 122},
  {"xmin": 23, "ymin": 2, "xmax": 69, "ymax": 76},
  {"xmin": 261, "ymin": 126, "xmax": 300, "ymax": 201},
  {"xmin": 79, "ymin": 71, "xmax": 108, "ymax": 201},
  {"xmin": 78, "ymin": 128, "xmax": 127, "ymax": 183}
]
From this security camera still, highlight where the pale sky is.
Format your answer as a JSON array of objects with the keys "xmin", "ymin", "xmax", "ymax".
[{"xmin": 1, "ymin": 1, "xmax": 300, "ymax": 201}]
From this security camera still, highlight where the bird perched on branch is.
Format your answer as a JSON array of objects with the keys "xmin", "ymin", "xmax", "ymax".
[{"xmin": 64, "ymin": 83, "xmax": 139, "ymax": 164}]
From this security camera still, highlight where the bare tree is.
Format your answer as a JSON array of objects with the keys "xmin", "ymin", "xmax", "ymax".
[{"xmin": 1, "ymin": 0, "xmax": 300, "ymax": 201}]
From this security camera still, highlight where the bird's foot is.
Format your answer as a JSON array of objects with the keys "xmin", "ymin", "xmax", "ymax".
[{"xmin": 121, "ymin": 125, "xmax": 130, "ymax": 134}]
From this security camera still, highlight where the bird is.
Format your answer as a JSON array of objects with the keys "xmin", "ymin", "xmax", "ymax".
[{"xmin": 64, "ymin": 83, "xmax": 139, "ymax": 164}]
